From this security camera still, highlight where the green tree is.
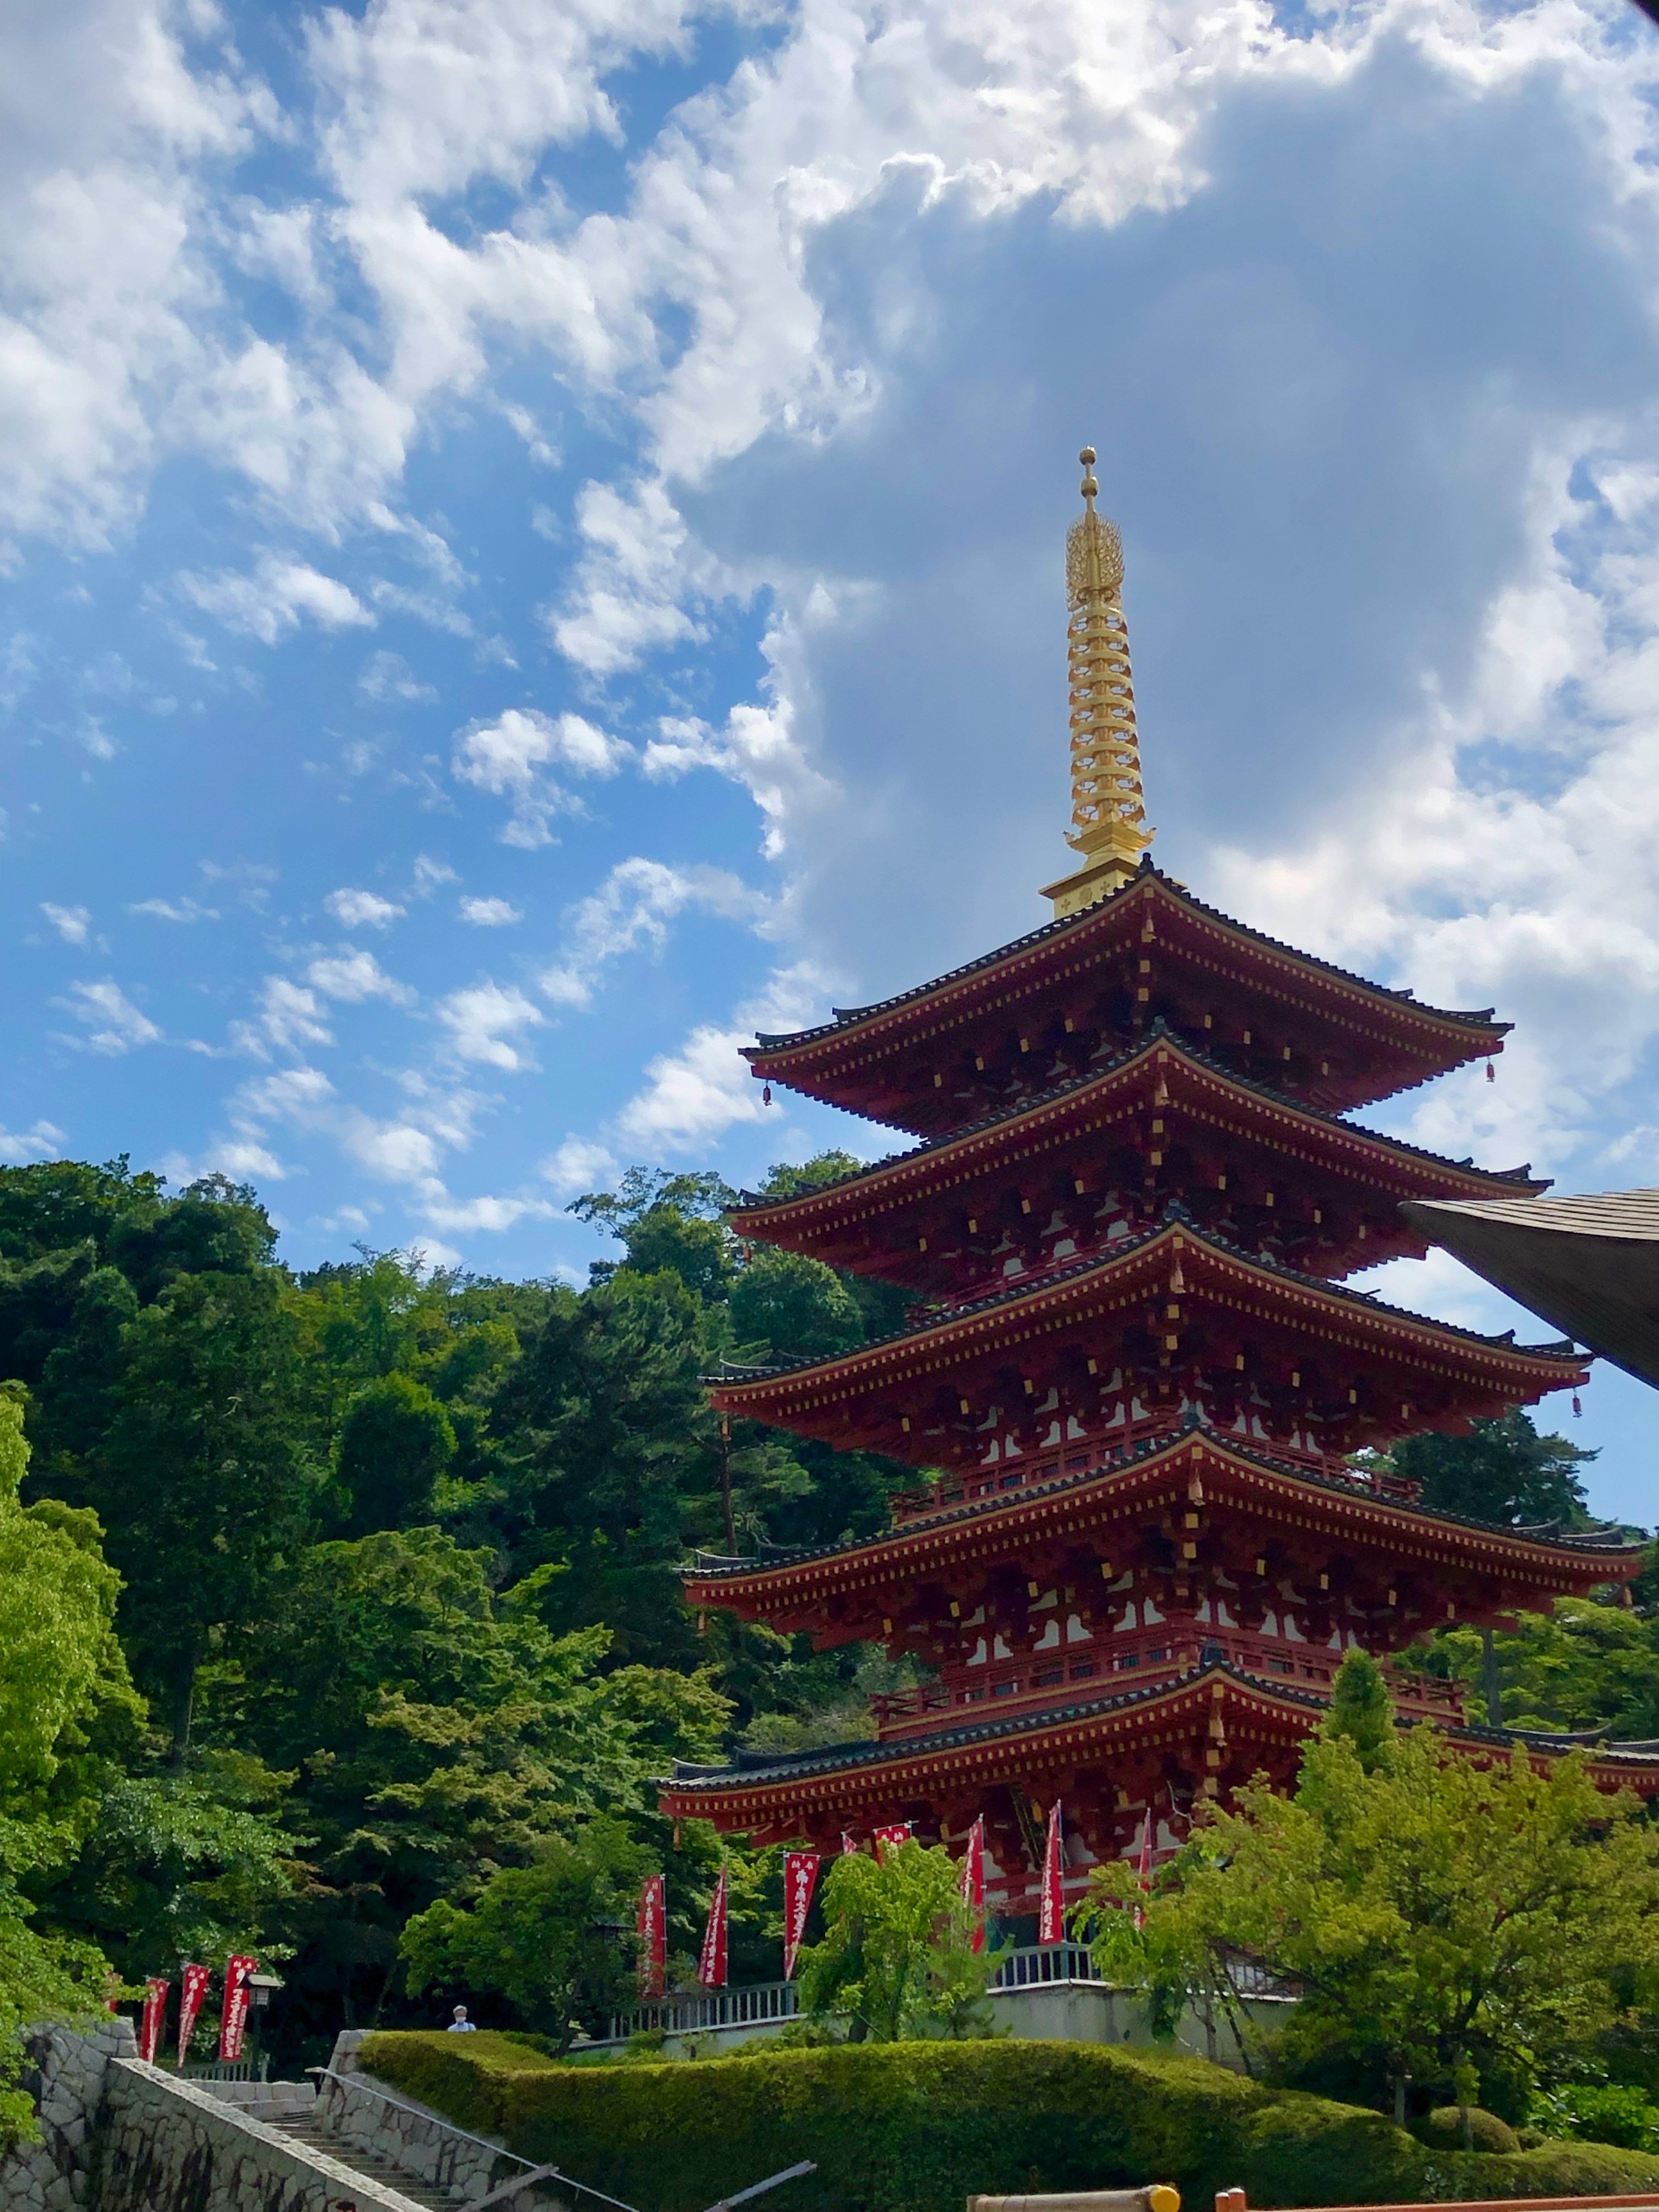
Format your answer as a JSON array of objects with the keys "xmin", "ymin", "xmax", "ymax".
[
  {"xmin": 569, "ymin": 1170, "xmax": 738, "ymax": 1306},
  {"xmin": 729, "ymin": 1246, "xmax": 864, "ymax": 1365},
  {"xmin": 796, "ymin": 1840, "xmax": 995, "ymax": 2042},
  {"xmin": 1391, "ymin": 1410, "xmax": 1596, "ymax": 1528},
  {"xmin": 1079, "ymin": 1654, "xmax": 1659, "ymax": 2112},
  {"xmin": 68, "ymin": 1267, "xmax": 316, "ymax": 1761},
  {"xmin": 495, "ymin": 1269, "xmax": 713, "ymax": 1662},
  {"xmin": 336, "ymin": 1373, "xmax": 456, "ymax": 1535},
  {"xmin": 0, "ymin": 1397, "xmax": 129, "ymax": 2140},
  {"xmin": 400, "ymin": 1818, "xmax": 649, "ymax": 2048},
  {"xmin": 215, "ymin": 1528, "xmax": 728, "ymax": 2031}
]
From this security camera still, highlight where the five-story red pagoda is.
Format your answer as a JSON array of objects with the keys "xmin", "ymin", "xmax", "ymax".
[{"xmin": 659, "ymin": 452, "xmax": 1656, "ymax": 1919}]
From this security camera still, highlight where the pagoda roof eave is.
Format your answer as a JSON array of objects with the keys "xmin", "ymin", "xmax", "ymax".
[
  {"xmin": 706, "ymin": 1209, "xmax": 1585, "ymax": 1410},
  {"xmin": 745, "ymin": 863, "xmax": 1509, "ymax": 1077},
  {"xmin": 680, "ymin": 1422, "xmax": 1641, "ymax": 1608},
  {"xmin": 729, "ymin": 1024, "xmax": 1545, "ymax": 1239},
  {"xmin": 655, "ymin": 1656, "xmax": 1659, "ymax": 1818}
]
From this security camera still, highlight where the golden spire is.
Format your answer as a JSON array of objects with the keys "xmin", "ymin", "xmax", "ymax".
[{"xmin": 1040, "ymin": 447, "xmax": 1153, "ymax": 920}]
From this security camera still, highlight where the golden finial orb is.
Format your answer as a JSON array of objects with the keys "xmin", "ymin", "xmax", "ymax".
[{"xmin": 1079, "ymin": 445, "xmax": 1099, "ymax": 504}]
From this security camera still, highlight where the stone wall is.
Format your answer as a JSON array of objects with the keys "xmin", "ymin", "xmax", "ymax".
[
  {"xmin": 0, "ymin": 2019, "xmax": 137, "ymax": 2212},
  {"xmin": 96, "ymin": 2059, "xmax": 426, "ymax": 2212},
  {"xmin": 318, "ymin": 2043, "xmax": 566, "ymax": 2210}
]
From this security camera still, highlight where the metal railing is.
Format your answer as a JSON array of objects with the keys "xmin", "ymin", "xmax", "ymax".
[{"xmin": 608, "ymin": 1980, "xmax": 802, "ymax": 2041}]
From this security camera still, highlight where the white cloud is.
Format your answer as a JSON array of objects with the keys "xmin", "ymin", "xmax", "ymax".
[
  {"xmin": 305, "ymin": 947, "xmax": 416, "ymax": 1006},
  {"xmin": 357, "ymin": 648, "xmax": 435, "ymax": 701},
  {"xmin": 0, "ymin": 1119, "xmax": 66, "ymax": 1165},
  {"xmin": 538, "ymin": 856, "xmax": 766, "ymax": 1009},
  {"xmin": 59, "ymin": 978, "xmax": 161, "ymax": 1054},
  {"xmin": 325, "ymin": 887, "xmax": 406, "ymax": 930},
  {"xmin": 237, "ymin": 976, "xmax": 334, "ymax": 1057},
  {"xmin": 458, "ymin": 895, "xmax": 522, "ymax": 926},
  {"xmin": 617, "ymin": 961, "xmax": 831, "ymax": 1150},
  {"xmin": 178, "ymin": 554, "xmax": 374, "ymax": 644},
  {"xmin": 129, "ymin": 895, "xmax": 218, "ymax": 922},
  {"xmin": 538, "ymin": 1133, "xmax": 617, "ymax": 1196},
  {"xmin": 436, "ymin": 980, "xmax": 544, "ymax": 1069},
  {"xmin": 643, "ymin": 628, "xmax": 834, "ymax": 859},
  {"xmin": 420, "ymin": 1191, "xmax": 556, "ymax": 1233},
  {"xmin": 451, "ymin": 706, "xmax": 630, "ymax": 847},
  {"xmin": 39, "ymin": 902, "xmax": 91, "ymax": 944},
  {"xmin": 411, "ymin": 854, "xmax": 458, "ymax": 896}
]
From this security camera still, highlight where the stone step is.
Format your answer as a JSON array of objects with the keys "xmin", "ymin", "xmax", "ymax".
[{"xmin": 264, "ymin": 2112, "xmax": 458, "ymax": 2210}]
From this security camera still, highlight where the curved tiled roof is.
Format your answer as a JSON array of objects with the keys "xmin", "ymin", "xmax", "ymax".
[
  {"xmin": 749, "ymin": 861, "xmax": 1507, "ymax": 1059},
  {"xmin": 683, "ymin": 1414, "xmax": 1640, "ymax": 1585},
  {"xmin": 659, "ymin": 1652, "xmax": 1659, "ymax": 1796},
  {"xmin": 707, "ymin": 1201, "xmax": 1583, "ymax": 1392},
  {"xmin": 731, "ymin": 1021, "xmax": 1544, "ymax": 1218}
]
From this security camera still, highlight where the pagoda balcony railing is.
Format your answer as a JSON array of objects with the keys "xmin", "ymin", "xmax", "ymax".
[
  {"xmin": 891, "ymin": 1420, "xmax": 1421, "ymax": 1526},
  {"xmin": 869, "ymin": 1626, "xmax": 1465, "ymax": 1739}
]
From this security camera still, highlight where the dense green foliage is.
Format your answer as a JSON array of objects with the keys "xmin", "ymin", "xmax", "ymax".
[
  {"xmin": 0, "ymin": 1153, "xmax": 918, "ymax": 2070},
  {"xmin": 357, "ymin": 2031, "xmax": 1659, "ymax": 2212},
  {"xmin": 1080, "ymin": 1652, "xmax": 1659, "ymax": 2117},
  {"xmin": 795, "ymin": 1837, "xmax": 995, "ymax": 2040}
]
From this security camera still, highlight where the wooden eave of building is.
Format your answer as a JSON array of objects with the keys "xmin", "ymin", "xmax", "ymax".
[
  {"xmin": 655, "ymin": 1656, "xmax": 1659, "ymax": 1832},
  {"xmin": 744, "ymin": 866, "xmax": 1508, "ymax": 1128},
  {"xmin": 708, "ymin": 1214, "xmax": 1587, "ymax": 1461},
  {"xmin": 682, "ymin": 1424, "xmax": 1639, "ymax": 1621},
  {"xmin": 729, "ymin": 1027, "xmax": 1545, "ymax": 1289}
]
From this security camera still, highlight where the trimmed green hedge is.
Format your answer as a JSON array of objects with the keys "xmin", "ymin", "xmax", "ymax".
[{"xmin": 357, "ymin": 2032, "xmax": 1659, "ymax": 2212}]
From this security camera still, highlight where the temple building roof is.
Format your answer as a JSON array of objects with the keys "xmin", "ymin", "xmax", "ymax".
[
  {"xmin": 683, "ymin": 1420, "xmax": 1640, "ymax": 1611},
  {"xmin": 1403, "ymin": 1188, "xmax": 1659, "ymax": 1393},
  {"xmin": 745, "ymin": 863, "xmax": 1509, "ymax": 1129},
  {"xmin": 731, "ymin": 1024, "xmax": 1544, "ymax": 1289},
  {"xmin": 656, "ymin": 1652, "xmax": 1659, "ymax": 1836},
  {"xmin": 709, "ymin": 1210, "xmax": 1586, "ymax": 1466}
]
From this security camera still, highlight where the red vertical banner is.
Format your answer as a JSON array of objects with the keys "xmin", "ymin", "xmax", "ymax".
[
  {"xmin": 138, "ymin": 1977, "xmax": 168, "ymax": 2063},
  {"xmin": 698, "ymin": 1869, "xmax": 729, "ymax": 1990},
  {"xmin": 219, "ymin": 1955, "xmax": 257, "ymax": 2063},
  {"xmin": 781, "ymin": 1851, "xmax": 820, "ymax": 1980},
  {"xmin": 1134, "ymin": 1807, "xmax": 1154, "ymax": 1930},
  {"xmin": 839, "ymin": 1832, "xmax": 858, "ymax": 1856},
  {"xmin": 960, "ymin": 1817, "xmax": 986, "ymax": 1955},
  {"xmin": 176, "ymin": 1963, "xmax": 211, "ymax": 2069},
  {"xmin": 873, "ymin": 1822, "xmax": 912, "ymax": 1859},
  {"xmin": 1039, "ymin": 1801, "xmax": 1065, "ymax": 1945},
  {"xmin": 636, "ymin": 1875, "xmax": 666, "ymax": 1999}
]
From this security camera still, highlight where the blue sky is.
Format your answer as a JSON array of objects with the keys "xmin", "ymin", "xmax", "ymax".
[{"xmin": 3, "ymin": 0, "xmax": 1658, "ymax": 1519}]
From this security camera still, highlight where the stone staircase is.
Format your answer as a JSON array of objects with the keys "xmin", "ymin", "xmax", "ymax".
[{"xmin": 263, "ymin": 2104, "xmax": 458, "ymax": 2210}]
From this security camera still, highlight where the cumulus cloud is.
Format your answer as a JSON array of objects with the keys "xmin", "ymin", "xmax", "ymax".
[
  {"xmin": 458, "ymin": 894, "xmax": 522, "ymax": 926},
  {"xmin": 539, "ymin": 1133, "xmax": 618, "ymax": 1195},
  {"xmin": 39, "ymin": 902, "xmax": 91, "ymax": 944},
  {"xmin": 538, "ymin": 856, "xmax": 766, "ymax": 1009},
  {"xmin": 616, "ymin": 961, "xmax": 832, "ymax": 1150},
  {"xmin": 0, "ymin": 1119, "xmax": 66, "ymax": 1165},
  {"xmin": 305, "ymin": 947, "xmax": 415, "ymax": 1006},
  {"xmin": 435, "ymin": 980, "xmax": 545, "ymax": 1070},
  {"xmin": 451, "ymin": 706, "xmax": 629, "ymax": 847},
  {"xmin": 178, "ymin": 555, "xmax": 374, "ymax": 643},
  {"xmin": 58, "ymin": 979, "xmax": 161, "ymax": 1054},
  {"xmin": 325, "ymin": 887, "xmax": 406, "ymax": 929},
  {"xmin": 236, "ymin": 977, "xmax": 334, "ymax": 1057}
]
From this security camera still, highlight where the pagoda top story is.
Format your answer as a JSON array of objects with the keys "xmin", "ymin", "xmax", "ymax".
[{"xmin": 744, "ymin": 450, "xmax": 1506, "ymax": 1137}]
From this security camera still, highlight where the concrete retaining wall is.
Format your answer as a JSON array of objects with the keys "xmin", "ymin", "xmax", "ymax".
[{"xmin": 97, "ymin": 2057, "xmax": 427, "ymax": 2211}]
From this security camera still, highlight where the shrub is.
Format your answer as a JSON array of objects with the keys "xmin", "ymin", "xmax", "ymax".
[
  {"xmin": 1534, "ymin": 2082, "xmax": 1659, "ymax": 2153},
  {"xmin": 356, "ymin": 2032, "xmax": 1659, "ymax": 2212},
  {"xmin": 1412, "ymin": 2107, "xmax": 1521, "ymax": 2154}
]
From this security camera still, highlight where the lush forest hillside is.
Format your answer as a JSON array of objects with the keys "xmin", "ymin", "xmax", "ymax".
[{"xmin": 0, "ymin": 1155, "xmax": 1649, "ymax": 2074}]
